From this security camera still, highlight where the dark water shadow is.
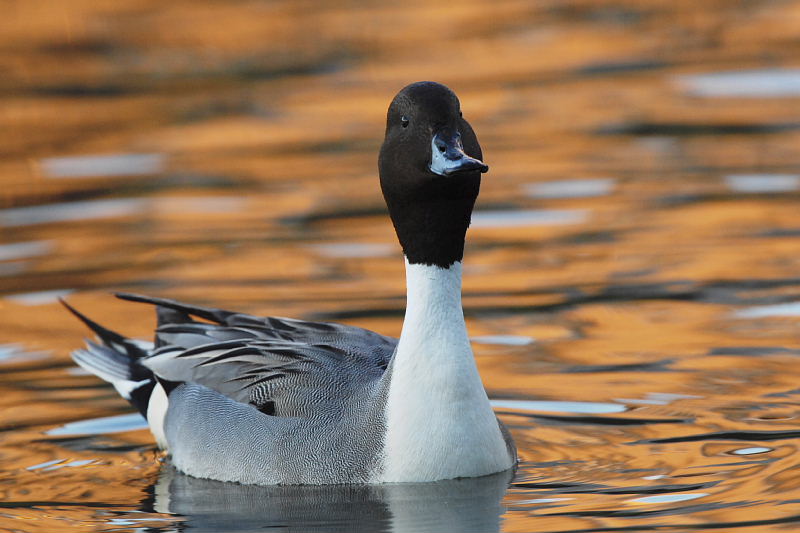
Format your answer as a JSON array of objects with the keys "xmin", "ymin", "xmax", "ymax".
[{"xmin": 146, "ymin": 465, "xmax": 513, "ymax": 533}]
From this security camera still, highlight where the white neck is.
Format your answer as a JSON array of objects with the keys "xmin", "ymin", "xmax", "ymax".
[
  {"xmin": 401, "ymin": 260, "xmax": 470, "ymax": 361},
  {"xmin": 375, "ymin": 259, "xmax": 513, "ymax": 482}
]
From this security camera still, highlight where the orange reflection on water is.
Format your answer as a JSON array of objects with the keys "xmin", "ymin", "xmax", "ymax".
[{"xmin": 2, "ymin": 0, "xmax": 800, "ymax": 531}]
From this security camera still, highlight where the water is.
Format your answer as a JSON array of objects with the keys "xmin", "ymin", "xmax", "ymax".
[
  {"xmin": 2, "ymin": 1, "xmax": 800, "ymax": 531},
  {"xmin": 40, "ymin": 153, "xmax": 165, "ymax": 179},
  {"xmin": 676, "ymin": 68, "xmax": 800, "ymax": 97}
]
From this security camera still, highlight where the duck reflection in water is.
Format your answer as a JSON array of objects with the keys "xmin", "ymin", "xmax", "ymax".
[{"xmin": 148, "ymin": 465, "xmax": 512, "ymax": 533}]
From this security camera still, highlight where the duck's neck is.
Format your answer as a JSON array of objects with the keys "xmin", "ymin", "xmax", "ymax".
[
  {"xmin": 376, "ymin": 259, "xmax": 512, "ymax": 482},
  {"xmin": 399, "ymin": 259, "xmax": 469, "ymax": 359}
]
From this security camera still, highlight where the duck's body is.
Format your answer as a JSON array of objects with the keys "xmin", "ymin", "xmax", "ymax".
[{"xmin": 66, "ymin": 81, "xmax": 517, "ymax": 485}]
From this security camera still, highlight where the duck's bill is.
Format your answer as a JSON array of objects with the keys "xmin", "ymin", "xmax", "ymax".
[{"xmin": 429, "ymin": 132, "xmax": 489, "ymax": 176}]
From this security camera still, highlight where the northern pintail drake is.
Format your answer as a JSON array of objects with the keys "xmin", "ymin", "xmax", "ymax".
[{"xmin": 64, "ymin": 81, "xmax": 517, "ymax": 485}]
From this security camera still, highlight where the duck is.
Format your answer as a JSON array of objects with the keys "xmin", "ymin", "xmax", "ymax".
[{"xmin": 63, "ymin": 81, "xmax": 517, "ymax": 485}]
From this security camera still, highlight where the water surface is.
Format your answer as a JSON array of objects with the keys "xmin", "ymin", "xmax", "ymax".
[{"xmin": 2, "ymin": 1, "xmax": 800, "ymax": 532}]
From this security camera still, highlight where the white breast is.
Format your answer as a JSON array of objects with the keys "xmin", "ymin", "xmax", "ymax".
[
  {"xmin": 147, "ymin": 382, "xmax": 169, "ymax": 450},
  {"xmin": 375, "ymin": 261, "xmax": 513, "ymax": 482}
]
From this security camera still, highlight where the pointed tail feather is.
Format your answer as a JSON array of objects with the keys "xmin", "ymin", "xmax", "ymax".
[
  {"xmin": 61, "ymin": 298, "xmax": 155, "ymax": 417},
  {"xmin": 115, "ymin": 292, "xmax": 234, "ymax": 324},
  {"xmin": 60, "ymin": 298, "xmax": 130, "ymax": 352}
]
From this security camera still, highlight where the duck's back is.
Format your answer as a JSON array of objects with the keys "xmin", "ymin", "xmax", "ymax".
[{"xmin": 85, "ymin": 294, "xmax": 398, "ymax": 484}]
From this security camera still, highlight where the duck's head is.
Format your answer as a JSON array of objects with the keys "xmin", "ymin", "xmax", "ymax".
[{"xmin": 379, "ymin": 81, "xmax": 488, "ymax": 269}]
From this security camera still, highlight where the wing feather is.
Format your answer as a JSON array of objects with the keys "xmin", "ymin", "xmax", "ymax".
[{"xmin": 121, "ymin": 293, "xmax": 397, "ymax": 418}]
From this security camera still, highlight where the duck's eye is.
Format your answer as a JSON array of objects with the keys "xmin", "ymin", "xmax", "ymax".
[{"xmin": 400, "ymin": 115, "xmax": 409, "ymax": 128}]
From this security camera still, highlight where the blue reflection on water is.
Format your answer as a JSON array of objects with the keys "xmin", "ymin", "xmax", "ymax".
[
  {"xmin": 41, "ymin": 153, "xmax": 165, "ymax": 179},
  {"xmin": 735, "ymin": 302, "xmax": 800, "ymax": 318},
  {"xmin": 631, "ymin": 492, "xmax": 708, "ymax": 504},
  {"xmin": 47, "ymin": 413, "xmax": 148, "ymax": 436},
  {"xmin": 725, "ymin": 174, "xmax": 800, "ymax": 193},
  {"xmin": 0, "ymin": 198, "xmax": 145, "ymax": 227},
  {"xmin": 471, "ymin": 335, "xmax": 535, "ymax": 346},
  {"xmin": 677, "ymin": 68, "xmax": 800, "ymax": 97},
  {"xmin": 525, "ymin": 178, "xmax": 615, "ymax": 199},
  {"xmin": 471, "ymin": 209, "xmax": 588, "ymax": 228},
  {"xmin": 490, "ymin": 399, "xmax": 626, "ymax": 414},
  {"xmin": 5, "ymin": 289, "xmax": 73, "ymax": 305},
  {"xmin": 0, "ymin": 240, "xmax": 53, "ymax": 261}
]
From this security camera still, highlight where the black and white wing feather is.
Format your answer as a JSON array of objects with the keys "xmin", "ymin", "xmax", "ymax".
[{"xmin": 117, "ymin": 293, "xmax": 397, "ymax": 418}]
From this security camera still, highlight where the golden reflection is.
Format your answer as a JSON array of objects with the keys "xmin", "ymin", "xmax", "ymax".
[{"xmin": 1, "ymin": 0, "xmax": 800, "ymax": 531}]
